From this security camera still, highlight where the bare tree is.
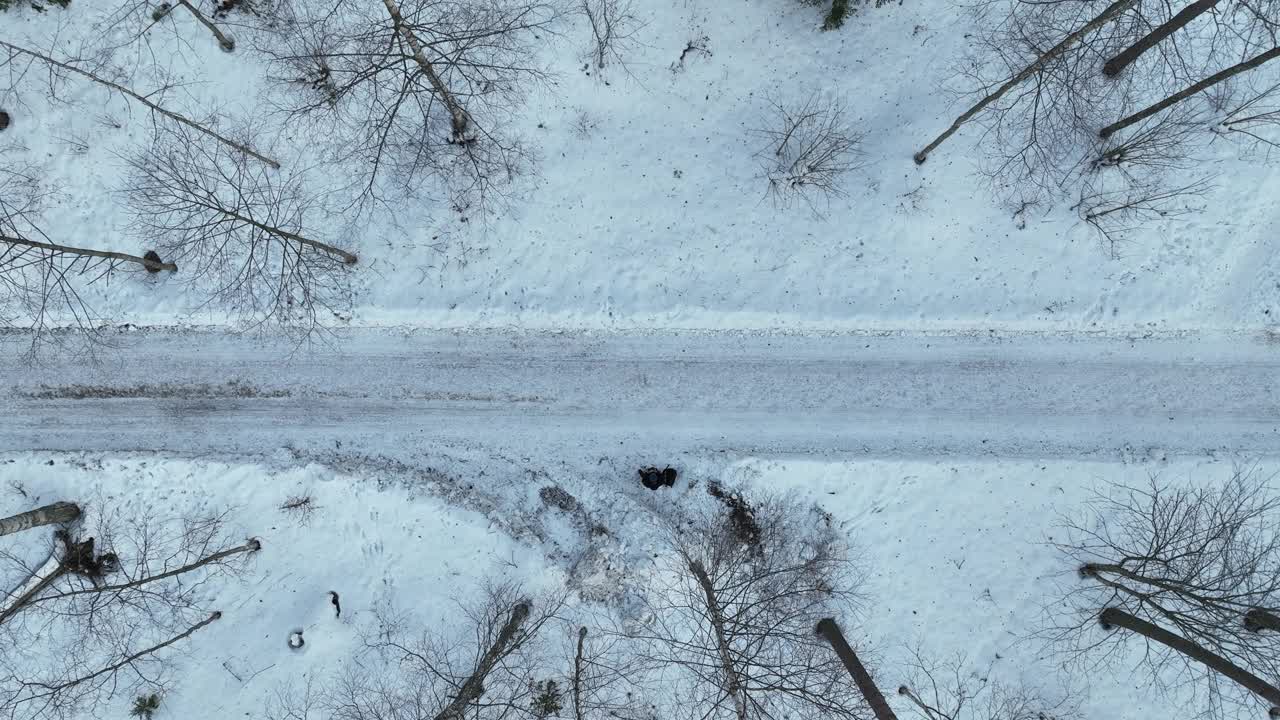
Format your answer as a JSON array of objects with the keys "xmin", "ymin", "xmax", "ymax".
[
  {"xmin": 1081, "ymin": 108, "xmax": 1201, "ymax": 180},
  {"xmin": 921, "ymin": 0, "xmax": 1280, "ymax": 248},
  {"xmin": 923, "ymin": 0, "xmax": 1135, "ymax": 197},
  {"xmin": 817, "ymin": 618, "xmax": 898, "ymax": 720},
  {"xmin": 1098, "ymin": 608, "xmax": 1280, "ymax": 712},
  {"xmin": 1073, "ymin": 174, "xmax": 1212, "ymax": 256},
  {"xmin": 124, "ymin": 124, "xmax": 355, "ymax": 336},
  {"xmin": 563, "ymin": 625, "xmax": 647, "ymax": 720},
  {"xmin": 1101, "ymin": 0, "xmax": 1222, "ymax": 78},
  {"xmin": 896, "ymin": 650, "xmax": 1078, "ymax": 720},
  {"xmin": 629, "ymin": 491, "xmax": 867, "ymax": 720},
  {"xmin": 933, "ymin": 0, "xmax": 1280, "ymax": 171},
  {"xmin": 0, "ymin": 504, "xmax": 79, "ymax": 539},
  {"xmin": 267, "ymin": 583, "xmax": 562, "ymax": 720},
  {"xmin": 580, "ymin": 0, "xmax": 642, "ymax": 74},
  {"xmin": 0, "ymin": 40, "xmax": 278, "ymax": 168},
  {"xmin": 1044, "ymin": 471, "xmax": 1280, "ymax": 719},
  {"xmin": 913, "ymin": 0, "xmax": 1138, "ymax": 164},
  {"xmin": 178, "ymin": 0, "xmax": 239, "ymax": 50},
  {"xmin": 1100, "ymin": 45, "xmax": 1280, "ymax": 139},
  {"xmin": 0, "ymin": 160, "xmax": 174, "ymax": 361},
  {"xmin": 1215, "ymin": 80, "xmax": 1280, "ymax": 155},
  {"xmin": 753, "ymin": 94, "xmax": 862, "ymax": 214},
  {"xmin": 262, "ymin": 0, "xmax": 560, "ymax": 214},
  {"xmin": 381, "ymin": 0, "xmax": 472, "ymax": 139},
  {"xmin": 0, "ymin": 505, "xmax": 259, "ymax": 719},
  {"xmin": 140, "ymin": 0, "xmax": 240, "ymax": 51}
]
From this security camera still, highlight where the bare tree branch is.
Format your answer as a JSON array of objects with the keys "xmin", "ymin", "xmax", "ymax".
[
  {"xmin": 1102, "ymin": 0, "xmax": 1223, "ymax": 78},
  {"xmin": 914, "ymin": 0, "xmax": 1138, "ymax": 163},
  {"xmin": 0, "ymin": 40, "xmax": 278, "ymax": 169},
  {"xmin": 125, "ymin": 123, "xmax": 355, "ymax": 336},
  {"xmin": 261, "ymin": 0, "xmax": 558, "ymax": 214},
  {"xmin": 0, "ymin": 506, "xmax": 257, "ymax": 719},
  {"xmin": 629, "ymin": 489, "xmax": 867, "ymax": 720},
  {"xmin": 268, "ymin": 583, "xmax": 564, "ymax": 720},
  {"xmin": 1101, "ymin": 45, "xmax": 1280, "ymax": 138},
  {"xmin": 1044, "ymin": 471, "xmax": 1280, "ymax": 719},
  {"xmin": 1100, "ymin": 608, "xmax": 1280, "ymax": 709},
  {"xmin": 176, "ymin": 0, "xmax": 238, "ymax": 51},
  {"xmin": 816, "ymin": 618, "xmax": 898, "ymax": 720}
]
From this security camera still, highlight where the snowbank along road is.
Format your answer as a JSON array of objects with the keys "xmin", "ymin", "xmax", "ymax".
[{"xmin": 3, "ymin": 329, "xmax": 1279, "ymax": 460}]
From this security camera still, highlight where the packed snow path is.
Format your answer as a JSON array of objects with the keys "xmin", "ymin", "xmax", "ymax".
[{"xmin": 3, "ymin": 329, "xmax": 1279, "ymax": 460}]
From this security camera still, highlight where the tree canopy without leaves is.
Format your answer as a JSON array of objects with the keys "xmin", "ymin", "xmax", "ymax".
[
  {"xmin": 262, "ymin": 0, "xmax": 560, "ymax": 214},
  {"xmin": 268, "ymin": 583, "xmax": 562, "ymax": 720},
  {"xmin": 896, "ymin": 649, "xmax": 1079, "ymax": 720},
  {"xmin": 929, "ymin": 0, "xmax": 1280, "ymax": 245},
  {"xmin": 0, "ymin": 159, "xmax": 176, "ymax": 362},
  {"xmin": 1045, "ymin": 472, "xmax": 1280, "ymax": 718},
  {"xmin": 0, "ymin": 505, "xmax": 258, "ymax": 719},
  {"xmin": 630, "ymin": 490, "xmax": 868, "ymax": 720},
  {"xmin": 125, "ymin": 124, "xmax": 356, "ymax": 337}
]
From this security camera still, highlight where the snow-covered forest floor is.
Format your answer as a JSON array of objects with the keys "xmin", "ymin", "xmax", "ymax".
[
  {"xmin": 1, "ymin": 453, "xmax": 1270, "ymax": 720},
  {"xmin": 3, "ymin": 0, "xmax": 1280, "ymax": 336},
  {"xmin": 3, "ymin": 0, "xmax": 1280, "ymax": 718}
]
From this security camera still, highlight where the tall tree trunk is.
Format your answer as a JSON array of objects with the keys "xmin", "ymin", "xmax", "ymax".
[
  {"xmin": 380, "ymin": 0, "xmax": 471, "ymax": 140},
  {"xmin": 914, "ymin": 0, "xmax": 1139, "ymax": 164},
  {"xmin": 1100, "ymin": 45, "xmax": 1280, "ymax": 138},
  {"xmin": 0, "ymin": 502, "xmax": 80, "ymax": 538},
  {"xmin": 434, "ymin": 601, "xmax": 531, "ymax": 720},
  {"xmin": 1100, "ymin": 608, "xmax": 1280, "ymax": 708},
  {"xmin": 573, "ymin": 626, "xmax": 587, "ymax": 720},
  {"xmin": 815, "ymin": 618, "xmax": 899, "ymax": 720},
  {"xmin": 1103, "ymin": 0, "xmax": 1222, "ymax": 77},
  {"xmin": 1, "ymin": 236, "xmax": 176, "ymax": 272},
  {"xmin": 0, "ymin": 40, "xmax": 279, "ymax": 169},
  {"xmin": 176, "ymin": 0, "xmax": 236, "ymax": 52},
  {"xmin": 689, "ymin": 559, "xmax": 748, "ymax": 720},
  {"xmin": 1246, "ymin": 608, "xmax": 1280, "ymax": 633}
]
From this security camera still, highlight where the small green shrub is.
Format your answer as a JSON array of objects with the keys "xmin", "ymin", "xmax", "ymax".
[
  {"xmin": 822, "ymin": 0, "xmax": 851, "ymax": 29},
  {"xmin": 130, "ymin": 693, "xmax": 161, "ymax": 719},
  {"xmin": 529, "ymin": 680, "xmax": 563, "ymax": 719},
  {"xmin": 797, "ymin": 0, "xmax": 895, "ymax": 30}
]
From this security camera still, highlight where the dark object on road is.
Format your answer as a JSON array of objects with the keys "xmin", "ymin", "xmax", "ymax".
[
  {"xmin": 0, "ymin": 111, "xmax": 9, "ymax": 131},
  {"xmin": 328, "ymin": 590, "xmax": 341, "ymax": 618},
  {"xmin": 639, "ymin": 466, "xmax": 678, "ymax": 490}
]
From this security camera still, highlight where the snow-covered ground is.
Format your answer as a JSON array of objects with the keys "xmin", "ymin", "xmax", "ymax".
[
  {"xmin": 0, "ymin": 452, "xmax": 1262, "ymax": 720},
  {"xmin": 4, "ymin": 0, "xmax": 1280, "ymax": 718},
  {"xmin": 3, "ymin": 0, "xmax": 1279, "ymax": 334}
]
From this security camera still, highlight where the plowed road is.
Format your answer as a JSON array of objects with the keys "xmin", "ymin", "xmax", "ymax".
[{"xmin": 3, "ymin": 329, "xmax": 1278, "ymax": 459}]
